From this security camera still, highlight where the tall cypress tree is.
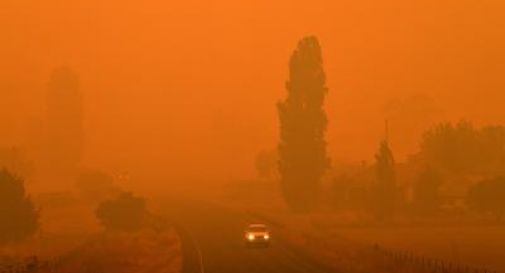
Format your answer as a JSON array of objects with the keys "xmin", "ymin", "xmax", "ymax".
[
  {"xmin": 278, "ymin": 36, "xmax": 329, "ymax": 212},
  {"xmin": 372, "ymin": 140, "xmax": 396, "ymax": 221}
]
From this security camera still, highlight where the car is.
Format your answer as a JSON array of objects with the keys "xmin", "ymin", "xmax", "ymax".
[{"xmin": 244, "ymin": 223, "xmax": 270, "ymax": 247}]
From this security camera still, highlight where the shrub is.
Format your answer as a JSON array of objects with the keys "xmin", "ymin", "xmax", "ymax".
[
  {"xmin": 95, "ymin": 192, "xmax": 147, "ymax": 231},
  {"xmin": 0, "ymin": 169, "xmax": 39, "ymax": 244}
]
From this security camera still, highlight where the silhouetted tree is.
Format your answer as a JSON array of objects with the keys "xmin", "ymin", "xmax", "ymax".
[
  {"xmin": 412, "ymin": 167, "xmax": 442, "ymax": 215},
  {"xmin": 467, "ymin": 177, "xmax": 505, "ymax": 222},
  {"xmin": 47, "ymin": 67, "xmax": 84, "ymax": 176},
  {"xmin": 278, "ymin": 36, "xmax": 329, "ymax": 212},
  {"xmin": 0, "ymin": 169, "xmax": 39, "ymax": 244},
  {"xmin": 371, "ymin": 141, "xmax": 396, "ymax": 221},
  {"xmin": 96, "ymin": 192, "xmax": 147, "ymax": 231}
]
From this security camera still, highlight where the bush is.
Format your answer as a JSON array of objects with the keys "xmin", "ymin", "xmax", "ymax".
[
  {"xmin": 0, "ymin": 169, "xmax": 39, "ymax": 244},
  {"xmin": 95, "ymin": 192, "xmax": 147, "ymax": 231}
]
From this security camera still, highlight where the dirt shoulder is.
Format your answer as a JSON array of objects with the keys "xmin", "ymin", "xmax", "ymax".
[{"xmin": 55, "ymin": 229, "xmax": 182, "ymax": 273}]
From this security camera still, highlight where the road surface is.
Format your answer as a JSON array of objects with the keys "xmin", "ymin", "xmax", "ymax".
[{"xmin": 162, "ymin": 199, "xmax": 335, "ymax": 273}]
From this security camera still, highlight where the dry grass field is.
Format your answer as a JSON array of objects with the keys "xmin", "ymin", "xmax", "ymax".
[{"xmin": 56, "ymin": 229, "xmax": 182, "ymax": 273}]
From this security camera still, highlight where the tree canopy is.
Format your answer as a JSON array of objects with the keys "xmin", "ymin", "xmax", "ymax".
[
  {"xmin": 278, "ymin": 36, "xmax": 329, "ymax": 212},
  {"xmin": 0, "ymin": 169, "xmax": 39, "ymax": 244},
  {"xmin": 372, "ymin": 141, "xmax": 396, "ymax": 221},
  {"xmin": 418, "ymin": 121, "xmax": 505, "ymax": 176}
]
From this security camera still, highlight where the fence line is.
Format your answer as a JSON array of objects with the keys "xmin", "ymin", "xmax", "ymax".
[
  {"xmin": 0, "ymin": 256, "xmax": 61, "ymax": 273},
  {"xmin": 1, "ymin": 245, "xmax": 499, "ymax": 273},
  {"xmin": 373, "ymin": 244, "xmax": 499, "ymax": 273}
]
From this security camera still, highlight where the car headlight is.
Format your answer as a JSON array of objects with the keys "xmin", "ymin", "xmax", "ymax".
[
  {"xmin": 247, "ymin": 234, "xmax": 255, "ymax": 241},
  {"xmin": 264, "ymin": 234, "xmax": 270, "ymax": 240}
]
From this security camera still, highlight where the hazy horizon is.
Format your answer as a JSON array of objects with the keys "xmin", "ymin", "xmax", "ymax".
[{"xmin": 2, "ymin": 0, "xmax": 505, "ymax": 184}]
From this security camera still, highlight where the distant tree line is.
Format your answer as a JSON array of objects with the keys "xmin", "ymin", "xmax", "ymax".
[
  {"xmin": 326, "ymin": 121, "xmax": 505, "ymax": 223},
  {"xmin": 417, "ymin": 121, "xmax": 505, "ymax": 177}
]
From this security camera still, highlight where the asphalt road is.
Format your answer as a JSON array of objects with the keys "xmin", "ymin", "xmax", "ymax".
[{"xmin": 163, "ymin": 199, "xmax": 335, "ymax": 273}]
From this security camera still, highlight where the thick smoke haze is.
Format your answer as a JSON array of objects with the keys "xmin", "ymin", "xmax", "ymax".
[{"xmin": 2, "ymin": 0, "xmax": 505, "ymax": 187}]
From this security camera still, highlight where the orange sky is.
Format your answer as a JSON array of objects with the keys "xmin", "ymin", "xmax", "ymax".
[{"xmin": 1, "ymin": 0, "xmax": 505, "ymax": 183}]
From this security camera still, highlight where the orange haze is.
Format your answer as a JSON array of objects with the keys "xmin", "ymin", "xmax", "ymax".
[{"xmin": 1, "ymin": 0, "xmax": 505, "ymax": 186}]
